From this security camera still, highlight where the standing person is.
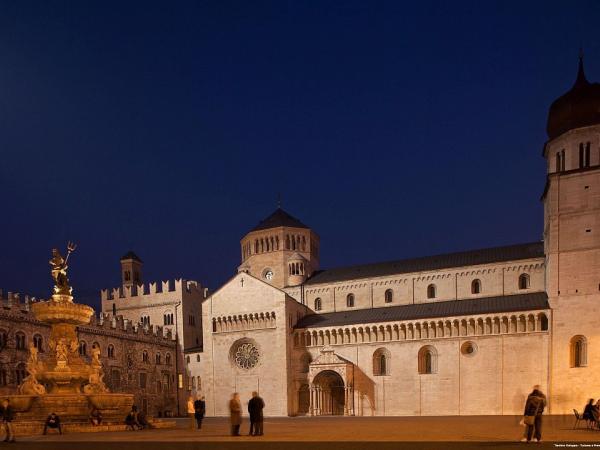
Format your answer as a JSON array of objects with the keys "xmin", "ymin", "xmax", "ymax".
[
  {"xmin": 521, "ymin": 385, "xmax": 547, "ymax": 443},
  {"xmin": 247, "ymin": 391, "xmax": 265, "ymax": 436},
  {"xmin": 583, "ymin": 399, "xmax": 596, "ymax": 424},
  {"xmin": 1, "ymin": 399, "xmax": 15, "ymax": 442},
  {"xmin": 229, "ymin": 393, "xmax": 242, "ymax": 436},
  {"xmin": 187, "ymin": 396, "xmax": 195, "ymax": 430},
  {"xmin": 194, "ymin": 396, "xmax": 206, "ymax": 430}
]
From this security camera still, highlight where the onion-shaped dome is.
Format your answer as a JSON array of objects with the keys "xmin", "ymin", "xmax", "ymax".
[{"xmin": 547, "ymin": 57, "xmax": 600, "ymax": 140}]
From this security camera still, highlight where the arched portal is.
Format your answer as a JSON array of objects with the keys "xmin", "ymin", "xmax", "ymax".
[{"xmin": 312, "ymin": 370, "xmax": 345, "ymax": 415}]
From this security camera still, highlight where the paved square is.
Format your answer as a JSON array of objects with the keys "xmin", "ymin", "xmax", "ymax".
[{"xmin": 15, "ymin": 415, "xmax": 600, "ymax": 449}]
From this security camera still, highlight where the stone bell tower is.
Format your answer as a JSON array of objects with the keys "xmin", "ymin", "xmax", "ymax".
[
  {"xmin": 238, "ymin": 207, "xmax": 320, "ymax": 289},
  {"xmin": 120, "ymin": 251, "xmax": 143, "ymax": 288},
  {"xmin": 543, "ymin": 56, "xmax": 600, "ymax": 413}
]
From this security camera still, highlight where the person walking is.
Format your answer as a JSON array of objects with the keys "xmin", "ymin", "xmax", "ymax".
[
  {"xmin": 194, "ymin": 396, "xmax": 206, "ymax": 430},
  {"xmin": 521, "ymin": 385, "xmax": 547, "ymax": 443},
  {"xmin": 229, "ymin": 393, "xmax": 242, "ymax": 436},
  {"xmin": 248, "ymin": 391, "xmax": 265, "ymax": 436},
  {"xmin": 0, "ymin": 399, "xmax": 15, "ymax": 442},
  {"xmin": 187, "ymin": 396, "xmax": 195, "ymax": 430}
]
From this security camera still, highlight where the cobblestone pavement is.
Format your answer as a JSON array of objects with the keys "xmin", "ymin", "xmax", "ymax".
[{"xmin": 15, "ymin": 415, "xmax": 600, "ymax": 449}]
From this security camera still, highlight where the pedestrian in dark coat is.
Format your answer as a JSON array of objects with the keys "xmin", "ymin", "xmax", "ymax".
[
  {"xmin": 194, "ymin": 396, "xmax": 206, "ymax": 430},
  {"xmin": 522, "ymin": 386, "xmax": 547, "ymax": 443},
  {"xmin": 229, "ymin": 393, "xmax": 241, "ymax": 436},
  {"xmin": 583, "ymin": 399, "xmax": 596, "ymax": 423},
  {"xmin": 248, "ymin": 391, "xmax": 265, "ymax": 436},
  {"xmin": 0, "ymin": 399, "xmax": 15, "ymax": 442}
]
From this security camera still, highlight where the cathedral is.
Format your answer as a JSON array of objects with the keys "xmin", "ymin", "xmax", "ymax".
[{"xmin": 103, "ymin": 57, "xmax": 600, "ymax": 417}]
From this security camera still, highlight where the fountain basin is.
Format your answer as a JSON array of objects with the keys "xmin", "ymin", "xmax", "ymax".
[
  {"xmin": 31, "ymin": 301, "xmax": 94, "ymax": 325},
  {"xmin": 7, "ymin": 395, "xmax": 36, "ymax": 412}
]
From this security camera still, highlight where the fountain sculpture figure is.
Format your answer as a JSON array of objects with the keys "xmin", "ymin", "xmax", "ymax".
[{"xmin": 9, "ymin": 244, "xmax": 133, "ymax": 428}]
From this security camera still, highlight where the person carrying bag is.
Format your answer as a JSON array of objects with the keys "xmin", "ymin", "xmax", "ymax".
[{"xmin": 521, "ymin": 386, "xmax": 547, "ymax": 443}]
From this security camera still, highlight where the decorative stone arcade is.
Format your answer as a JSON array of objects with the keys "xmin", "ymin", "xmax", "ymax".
[{"xmin": 308, "ymin": 347, "xmax": 354, "ymax": 416}]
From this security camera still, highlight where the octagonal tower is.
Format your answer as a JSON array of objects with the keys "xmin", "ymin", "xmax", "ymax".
[{"xmin": 238, "ymin": 208, "xmax": 320, "ymax": 288}]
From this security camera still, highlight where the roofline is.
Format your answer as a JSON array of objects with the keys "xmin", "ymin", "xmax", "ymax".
[
  {"xmin": 304, "ymin": 241, "xmax": 544, "ymax": 286},
  {"xmin": 240, "ymin": 226, "xmax": 320, "ymax": 241},
  {"xmin": 295, "ymin": 292, "xmax": 549, "ymax": 329}
]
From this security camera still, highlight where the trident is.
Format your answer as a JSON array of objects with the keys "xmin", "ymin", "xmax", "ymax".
[{"xmin": 64, "ymin": 241, "xmax": 77, "ymax": 264}]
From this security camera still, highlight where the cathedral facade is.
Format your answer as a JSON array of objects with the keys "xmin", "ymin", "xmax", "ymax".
[{"xmin": 193, "ymin": 58, "xmax": 600, "ymax": 417}]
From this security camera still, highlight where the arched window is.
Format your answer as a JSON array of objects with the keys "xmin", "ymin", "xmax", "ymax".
[
  {"xmin": 112, "ymin": 303, "xmax": 116, "ymax": 316},
  {"xmin": 197, "ymin": 376, "xmax": 202, "ymax": 391},
  {"xmin": 539, "ymin": 313, "xmax": 549, "ymax": 331},
  {"xmin": 519, "ymin": 273, "xmax": 530, "ymax": 290},
  {"xmin": 418, "ymin": 345, "xmax": 438, "ymax": 374},
  {"xmin": 15, "ymin": 363, "xmax": 26, "ymax": 385},
  {"xmin": 314, "ymin": 298, "xmax": 322, "ymax": 311},
  {"xmin": 15, "ymin": 332, "xmax": 26, "ymax": 350},
  {"xmin": 285, "ymin": 235, "xmax": 290, "ymax": 249},
  {"xmin": 570, "ymin": 335, "xmax": 587, "ymax": 368},
  {"xmin": 196, "ymin": 354, "xmax": 200, "ymax": 362},
  {"xmin": 186, "ymin": 355, "xmax": 190, "ymax": 363},
  {"xmin": 165, "ymin": 353, "xmax": 172, "ymax": 365},
  {"xmin": 300, "ymin": 353, "xmax": 311, "ymax": 373},
  {"xmin": 78, "ymin": 341, "xmax": 87, "ymax": 356},
  {"xmin": 142, "ymin": 350, "xmax": 149, "ymax": 363},
  {"xmin": 124, "ymin": 271, "xmax": 131, "ymax": 281},
  {"xmin": 33, "ymin": 334, "xmax": 43, "ymax": 352},
  {"xmin": 0, "ymin": 330, "xmax": 7, "ymax": 349},
  {"xmin": 373, "ymin": 348, "xmax": 391, "ymax": 376},
  {"xmin": 107, "ymin": 344, "xmax": 115, "ymax": 359},
  {"xmin": 155, "ymin": 353, "xmax": 161, "ymax": 365},
  {"xmin": 471, "ymin": 279, "xmax": 481, "ymax": 294},
  {"xmin": 346, "ymin": 294, "xmax": 355, "ymax": 308},
  {"xmin": 384, "ymin": 289, "xmax": 393, "ymax": 303},
  {"xmin": 427, "ymin": 284, "xmax": 436, "ymax": 299}
]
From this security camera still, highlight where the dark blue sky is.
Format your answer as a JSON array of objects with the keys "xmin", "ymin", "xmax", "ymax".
[{"xmin": 1, "ymin": 1, "xmax": 598, "ymax": 308}]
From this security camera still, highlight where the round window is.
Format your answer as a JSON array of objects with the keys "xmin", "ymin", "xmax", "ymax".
[
  {"xmin": 230, "ymin": 339, "xmax": 260, "ymax": 370},
  {"xmin": 461, "ymin": 341, "xmax": 477, "ymax": 356},
  {"xmin": 263, "ymin": 269, "xmax": 274, "ymax": 281}
]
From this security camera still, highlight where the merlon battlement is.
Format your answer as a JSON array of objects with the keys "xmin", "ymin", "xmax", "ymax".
[
  {"xmin": 0, "ymin": 289, "xmax": 41, "ymax": 310},
  {"xmin": 100, "ymin": 278, "xmax": 209, "ymax": 301},
  {"xmin": 86, "ymin": 313, "xmax": 175, "ymax": 342}
]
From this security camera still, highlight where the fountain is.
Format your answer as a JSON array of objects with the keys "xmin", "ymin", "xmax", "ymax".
[{"xmin": 9, "ymin": 243, "xmax": 133, "ymax": 429}]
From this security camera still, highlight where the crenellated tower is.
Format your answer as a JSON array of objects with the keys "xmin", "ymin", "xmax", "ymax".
[
  {"xmin": 238, "ymin": 208, "xmax": 320, "ymax": 289},
  {"xmin": 543, "ymin": 56, "xmax": 600, "ymax": 412}
]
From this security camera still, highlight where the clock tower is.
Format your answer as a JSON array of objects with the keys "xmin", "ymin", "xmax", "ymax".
[{"xmin": 238, "ymin": 208, "xmax": 320, "ymax": 289}]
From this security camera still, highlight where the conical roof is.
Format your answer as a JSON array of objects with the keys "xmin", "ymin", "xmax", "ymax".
[
  {"xmin": 120, "ymin": 251, "xmax": 143, "ymax": 262},
  {"xmin": 249, "ymin": 208, "xmax": 309, "ymax": 232}
]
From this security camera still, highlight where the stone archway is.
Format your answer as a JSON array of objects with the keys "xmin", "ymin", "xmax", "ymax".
[
  {"xmin": 313, "ymin": 370, "xmax": 345, "ymax": 415},
  {"xmin": 307, "ymin": 347, "xmax": 354, "ymax": 416}
]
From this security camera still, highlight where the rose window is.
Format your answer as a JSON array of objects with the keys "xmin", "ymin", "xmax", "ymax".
[{"xmin": 233, "ymin": 342, "xmax": 260, "ymax": 370}]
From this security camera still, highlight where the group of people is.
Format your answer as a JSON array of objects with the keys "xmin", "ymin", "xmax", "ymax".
[
  {"xmin": 187, "ymin": 395, "xmax": 206, "ymax": 429},
  {"xmin": 229, "ymin": 392, "xmax": 265, "ymax": 436},
  {"xmin": 125, "ymin": 405, "xmax": 149, "ymax": 430},
  {"xmin": 582, "ymin": 398, "xmax": 600, "ymax": 427}
]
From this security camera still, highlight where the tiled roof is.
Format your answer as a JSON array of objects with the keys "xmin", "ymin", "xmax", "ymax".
[
  {"xmin": 295, "ymin": 292, "xmax": 549, "ymax": 329},
  {"xmin": 120, "ymin": 251, "xmax": 142, "ymax": 262},
  {"xmin": 305, "ymin": 242, "xmax": 544, "ymax": 285},
  {"xmin": 249, "ymin": 208, "xmax": 309, "ymax": 232}
]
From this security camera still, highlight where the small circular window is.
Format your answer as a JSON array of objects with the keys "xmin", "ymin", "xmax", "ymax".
[
  {"xmin": 461, "ymin": 341, "xmax": 477, "ymax": 356},
  {"xmin": 263, "ymin": 269, "xmax": 274, "ymax": 281}
]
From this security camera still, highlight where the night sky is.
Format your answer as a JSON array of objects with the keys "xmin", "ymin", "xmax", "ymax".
[{"xmin": 1, "ymin": 1, "xmax": 598, "ymax": 309}]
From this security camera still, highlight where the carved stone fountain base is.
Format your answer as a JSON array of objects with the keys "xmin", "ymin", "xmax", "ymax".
[{"xmin": 8, "ymin": 393, "xmax": 134, "ymax": 422}]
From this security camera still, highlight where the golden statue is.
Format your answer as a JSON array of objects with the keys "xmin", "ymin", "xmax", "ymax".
[{"xmin": 49, "ymin": 242, "xmax": 76, "ymax": 296}]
